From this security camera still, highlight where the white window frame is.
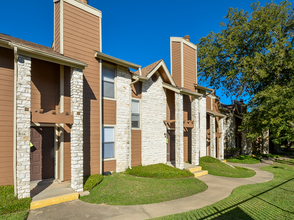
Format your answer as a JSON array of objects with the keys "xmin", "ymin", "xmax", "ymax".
[
  {"xmin": 102, "ymin": 125, "xmax": 116, "ymax": 161},
  {"xmin": 102, "ymin": 62, "xmax": 117, "ymax": 101},
  {"xmin": 131, "ymin": 98, "xmax": 141, "ymax": 130}
]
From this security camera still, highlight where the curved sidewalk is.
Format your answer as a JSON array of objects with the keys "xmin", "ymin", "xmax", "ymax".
[{"xmin": 28, "ymin": 163, "xmax": 274, "ymax": 220}]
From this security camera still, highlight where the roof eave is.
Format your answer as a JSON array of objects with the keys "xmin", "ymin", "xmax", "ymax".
[
  {"xmin": 95, "ymin": 51, "xmax": 141, "ymax": 70},
  {"xmin": 0, "ymin": 39, "xmax": 88, "ymax": 69},
  {"xmin": 194, "ymin": 84, "xmax": 214, "ymax": 93}
]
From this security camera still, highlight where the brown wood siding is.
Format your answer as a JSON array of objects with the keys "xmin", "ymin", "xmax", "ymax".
[
  {"xmin": 132, "ymin": 130, "xmax": 141, "ymax": 167},
  {"xmin": 206, "ymin": 96, "xmax": 211, "ymax": 110},
  {"xmin": 0, "ymin": 47, "xmax": 14, "ymax": 186},
  {"xmin": 172, "ymin": 42, "xmax": 181, "ymax": 87},
  {"xmin": 103, "ymin": 160, "xmax": 116, "ymax": 172},
  {"xmin": 132, "ymin": 81, "xmax": 142, "ymax": 99},
  {"xmin": 54, "ymin": 2, "xmax": 60, "ymax": 53},
  {"xmin": 166, "ymin": 89, "xmax": 175, "ymax": 121},
  {"xmin": 31, "ymin": 58, "xmax": 60, "ymax": 113},
  {"xmin": 183, "ymin": 44, "xmax": 196, "ymax": 91},
  {"xmin": 183, "ymin": 95, "xmax": 191, "ymax": 121},
  {"xmin": 103, "ymin": 100, "xmax": 116, "ymax": 125},
  {"xmin": 63, "ymin": 2, "xmax": 101, "ymax": 175},
  {"xmin": 213, "ymin": 99, "xmax": 220, "ymax": 113},
  {"xmin": 64, "ymin": 129, "xmax": 71, "ymax": 180},
  {"xmin": 64, "ymin": 66, "xmax": 71, "ymax": 113}
]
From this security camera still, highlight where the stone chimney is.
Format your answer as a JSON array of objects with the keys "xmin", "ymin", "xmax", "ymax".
[
  {"xmin": 79, "ymin": 0, "xmax": 88, "ymax": 4},
  {"xmin": 184, "ymin": 35, "xmax": 190, "ymax": 42}
]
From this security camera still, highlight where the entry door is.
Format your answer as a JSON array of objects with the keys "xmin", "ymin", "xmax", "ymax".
[
  {"xmin": 30, "ymin": 127, "xmax": 55, "ymax": 181},
  {"xmin": 167, "ymin": 130, "xmax": 175, "ymax": 162},
  {"xmin": 30, "ymin": 127, "xmax": 42, "ymax": 181}
]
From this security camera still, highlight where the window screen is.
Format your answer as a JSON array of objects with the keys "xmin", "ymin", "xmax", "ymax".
[
  {"xmin": 102, "ymin": 64, "xmax": 115, "ymax": 98},
  {"xmin": 102, "ymin": 127, "xmax": 115, "ymax": 159},
  {"xmin": 132, "ymin": 100, "xmax": 140, "ymax": 128}
]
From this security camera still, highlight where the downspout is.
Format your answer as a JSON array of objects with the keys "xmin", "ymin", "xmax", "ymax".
[
  {"xmin": 129, "ymin": 76, "xmax": 140, "ymax": 169},
  {"xmin": 13, "ymin": 47, "xmax": 18, "ymax": 196}
]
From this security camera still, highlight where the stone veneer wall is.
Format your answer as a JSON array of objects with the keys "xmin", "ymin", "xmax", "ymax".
[
  {"xmin": 16, "ymin": 55, "xmax": 31, "ymax": 199},
  {"xmin": 175, "ymin": 93, "xmax": 184, "ymax": 169},
  {"xmin": 262, "ymin": 130, "xmax": 270, "ymax": 154},
  {"xmin": 199, "ymin": 94, "xmax": 206, "ymax": 157},
  {"xmin": 191, "ymin": 97, "xmax": 200, "ymax": 165},
  {"xmin": 141, "ymin": 74, "xmax": 167, "ymax": 165},
  {"xmin": 226, "ymin": 115, "xmax": 236, "ymax": 148},
  {"xmin": 219, "ymin": 118, "xmax": 224, "ymax": 159},
  {"xmin": 210, "ymin": 115, "xmax": 216, "ymax": 158},
  {"xmin": 116, "ymin": 66, "xmax": 131, "ymax": 172},
  {"xmin": 70, "ymin": 68, "xmax": 84, "ymax": 192}
]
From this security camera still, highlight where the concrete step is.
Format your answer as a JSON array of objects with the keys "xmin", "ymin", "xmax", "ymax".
[
  {"xmin": 193, "ymin": 170, "xmax": 208, "ymax": 178},
  {"xmin": 188, "ymin": 166, "xmax": 202, "ymax": 173},
  {"xmin": 30, "ymin": 193, "xmax": 79, "ymax": 210}
]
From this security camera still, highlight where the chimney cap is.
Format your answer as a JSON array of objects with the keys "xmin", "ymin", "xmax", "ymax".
[
  {"xmin": 79, "ymin": 0, "xmax": 88, "ymax": 4},
  {"xmin": 184, "ymin": 35, "xmax": 190, "ymax": 42}
]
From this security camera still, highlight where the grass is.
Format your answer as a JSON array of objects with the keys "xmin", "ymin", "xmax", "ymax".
[
  {"xmin": 200, "ymin": 156, "xmax": 256, "ymax": 178},
  {"xmin": 155, "ymin": 163, "xmax": 294, "ymax": 220},
  {"xmin": 227, "ymin": 155, "xmax": 262, "ymax": 164},
  {"xmin": 275, "ymin": 158, "xmax": 294, "ymax": 166},
  {"xmin": 0, "ymin": 185, "xmax": 31, "ymax": 220},
  {"xmin": 80, "ymin": 164, "xmax": 207, "ymax": 205},
  {"xmin": 83, "ymin": 174, "xmax": 104, "ymax": 191},
  {"xmin": 126, "ymin": 163, "xmax": 193, "ymax": 178}
]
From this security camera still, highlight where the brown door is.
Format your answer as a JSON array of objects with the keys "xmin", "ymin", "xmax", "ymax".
[
  {"xmin": 30, "ymin": 127, "xmax": 55, "ymax": 181},
  {"xmin": 30, "ymin": 127, "xmax": 42, "ymax": 181},
  {"xmin": 42, "ymin": 127, "xmax": 55, "ymax": 179},
  {"xmin": 167, "ymin": 130, "xmax": 175, "ymax": 162}
]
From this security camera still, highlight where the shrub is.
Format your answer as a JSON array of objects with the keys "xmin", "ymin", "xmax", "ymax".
[
  {"xmin": 0, "ymin": 185, "xmax": 31, "ymax": 215},
  {"xmin": 83, "ymin": 174, "xmax": 104, "ymax": 191},
  {"xmin": 126, "ymin": 163, "xmax": 193, "ymax": 179}
]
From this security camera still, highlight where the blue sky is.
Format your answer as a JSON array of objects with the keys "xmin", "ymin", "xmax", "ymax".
[{"xmin": 1, "ymin": 0, "xmax": 283, "ymax": 104}]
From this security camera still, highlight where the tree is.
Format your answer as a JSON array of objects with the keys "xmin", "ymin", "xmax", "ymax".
[{"xmin": 197, "ymin": 1, "xmax": 294, "ymax": 144}]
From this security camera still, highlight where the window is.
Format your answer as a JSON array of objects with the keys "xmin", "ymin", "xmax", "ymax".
[
  {"xmin": 132, "ymin": 100, "xmax": 140, "ymax": 128},
  {"xmin": 102, "ymin": 63, "xmax": 115, "ymax": 98},
  {"xmin": 102, "ymin": 127, "xmax": 115, "ymax": 159}
]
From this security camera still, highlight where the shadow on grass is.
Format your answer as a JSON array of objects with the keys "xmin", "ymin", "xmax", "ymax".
[{"xmin": 195, "ymin": 177, "xmax": 294, "ymax": 220}]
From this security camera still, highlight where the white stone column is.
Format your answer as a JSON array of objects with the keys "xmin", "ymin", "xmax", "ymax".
[
  {"xmin": 199, "ymin": 94, "xmax": 206, "ymax": 157},
  {"xmin": 116, "ymin": 66, "xmax": 131, "ymax": 172},
  {"xmin": 175, "ymin": 93, "xmax": 184, "ymax": 169},
  {"xmin": 241, "ymin": 133, "xmax": 247, "ymax": 154},
  {"xmin": 191, "ymin": 97, "xmax": 200, "ymax": 165},
  {"xmin": 219, "ymin": 118, "xmax": 224, "ymax": 159},
  {"xmin": 210, "ymin": 115, "xmax": 216, "ymax": 158},
  {"xmin": 262, "ymin": 130, "xmax": 269, "ymax": 154},
  {"xmin": 70, "ymin": 68, "xmax": 84, "ymax": 192},
  {"xmin": 227, "ymin": 115, "xmax": 236, "ymax": 148},
  {"xmin": 16, "ymin": 55, "xmax": 31, "ymax": 199}
]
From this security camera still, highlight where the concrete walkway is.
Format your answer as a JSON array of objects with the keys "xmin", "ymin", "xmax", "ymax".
[{"xmin": 28, "ymin": 163, "xmax": 274, "ymax": 220}]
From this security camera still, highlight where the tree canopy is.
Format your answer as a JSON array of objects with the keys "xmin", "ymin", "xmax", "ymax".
[{"xmin": 197, "ymin": 1, "xmax": 294, "ymax": 144}]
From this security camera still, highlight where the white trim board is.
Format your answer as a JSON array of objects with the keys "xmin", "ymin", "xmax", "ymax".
[
  {"xmin": 54, "ymin": 0, "xmax": 102, "ymax": 18},
  {"xmin": 170, "ymin": 37, "xmax": 197, "ymax": 50}
]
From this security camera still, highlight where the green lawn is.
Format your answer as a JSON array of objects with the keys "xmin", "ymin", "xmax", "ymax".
[
  {"xmin": 0, "ymin": 185, "xmax": 31, "ymax": 220},
  {"xmin": 200, "ymin": 156, "xmax": 256, "ymax": 178},
  {"xmin": 227, "ymin": 155, "xmax": 261, "ymax": 164},
  {"xmin": 81, "ymin": 164, "xmax": 206, "ymax": 205},
  {"xmin": 155, "ymin": 163, "xmax": 294, "ymax": 220},
  {"xmin": 126, "ymin": 163, "xmax": 193, "ymax": 178},
  {"xmin": 275, "ymin": 158, "xmax": 294, "ymax": 166}
]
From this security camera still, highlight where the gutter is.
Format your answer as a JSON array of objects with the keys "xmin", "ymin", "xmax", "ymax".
[
  {"xmin": 13, "ymin": 47, "xmax": 17, "ymax": 196},
  {"xmin": 0, "ymin": 40, "xmax": 88, "ymax": 69},
  {"xmin": 128, "ymin": 77, "xmax": 140, "ymax": 169},
  {"xmin": 95, "ymin": 51, "xmax": 141, "ymax": 70}
]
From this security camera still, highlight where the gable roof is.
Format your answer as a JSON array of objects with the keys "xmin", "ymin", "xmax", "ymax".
[
  {"xmin": 134, "ymin": 60, "xmax": 176, "ymax": 86},
  {"xmin": 0, "ymin": 33, "xmax": 87, "ymax": 69},
  {"xmin": 135, "ymin": 60, "xmax": 162, "ymax": 77}
]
